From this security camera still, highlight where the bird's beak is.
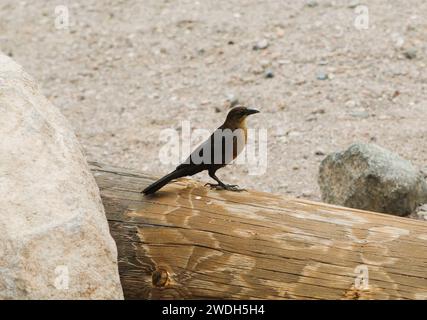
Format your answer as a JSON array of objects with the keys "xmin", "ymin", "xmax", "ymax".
[{"xmin": 245, "ymin": 108, "xmax": 260, "ymax": 115}]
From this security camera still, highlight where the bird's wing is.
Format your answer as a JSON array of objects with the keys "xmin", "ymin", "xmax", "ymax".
[
  {"xmin": 176, "ymin": 126, "xmax": 243, "ymax": 170},
  {"xmin": 176, "ymin": 131, "xmax": 217, "ymax": 170}
]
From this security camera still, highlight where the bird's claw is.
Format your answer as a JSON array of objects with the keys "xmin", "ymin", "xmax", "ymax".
[
  {"xmin": 225, "ymin": 184, "xmax": 246, "ymax": 192},
  {"xmin": 204, "ymin": 183, "xmax": 246, "ymax": 192}
]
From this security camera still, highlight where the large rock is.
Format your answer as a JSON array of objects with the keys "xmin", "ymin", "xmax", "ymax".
[
  {"xmin": 318, "ymin": 143, "xmax": 427, "ymax": 216},
  {"xmin": 0, "ymin": 53, "xmax": 123, "ymax": 299}
]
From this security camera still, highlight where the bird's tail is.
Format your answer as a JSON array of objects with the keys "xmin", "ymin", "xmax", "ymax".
[{"xmin": 142, "ymin": 169, "xmax": 188, "ymax": 195}]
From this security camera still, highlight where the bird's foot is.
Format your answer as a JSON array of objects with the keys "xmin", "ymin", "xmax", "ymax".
[
  {"xmin": 204, "ymin": 183, "xmax": 246, "ymax": 192},
  {"xmin": 224, "ymin": 184, "xmax": 246, "ymax": 192},
  {"xmin": 204, "ymin": 182, "xmax": 221, "ymax": 189}
]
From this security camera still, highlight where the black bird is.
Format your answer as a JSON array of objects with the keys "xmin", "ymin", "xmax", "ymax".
[{"xmin": 142, "ymin": 106, "xmax": 260, "ymax": 195}]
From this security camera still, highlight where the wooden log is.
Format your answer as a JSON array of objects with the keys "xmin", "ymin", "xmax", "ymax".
[{"xmin": 90, "ymin": 161, "xmax": 427, "ymax": 300}]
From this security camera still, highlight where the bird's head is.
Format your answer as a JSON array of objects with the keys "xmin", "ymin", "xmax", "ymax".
[{"xmin": 225, "ymin": 106, "xmax": 260, "ymax": 125}]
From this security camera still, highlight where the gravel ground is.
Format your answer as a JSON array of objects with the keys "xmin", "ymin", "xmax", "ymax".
[{"xmin": 1, "ymin": 0, "xmax": 426, "ymax": 200}]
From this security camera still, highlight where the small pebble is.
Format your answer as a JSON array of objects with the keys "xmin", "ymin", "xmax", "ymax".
[
  {"xmin": 294, "ymin": 78, "xmax": 306, "ymax": 85},
  {"xmin": 315, "ymin": 150, "xmax": 325, "ymax": 156},
  {"xmin": 260, "ymin": 59, "xmax": 270, "ymax": 68},
  {"xmin": 226, "ymin": 94, "xmax": 239, "ymax": 107},
  {"xmin": 392, "ymin": 90, "xmax": 400, "ymax": 99},
  {"xmin": 311, "ymin": 108, "xmax": 325, "ymax": 115},
  {"xmin": 276, "ymin": 28, "xmax": 285, "ymax": 37},
  {"xmin": 350, "ymin": 110, "xmax": 369, "ymax": 119},
  {"xmin": 306, "ymin": 0, "xmax": 318, "ymax": 8},
  {"xmin": 252, "ymin": 65, "xmax": 264, "ymax": 75},
  {"xmin": 392, "ymin": 33, "xmax": 405, "ymax": 48},
  {"xmin": 264, "ymin": 69, "xmax": 274, "ymax": 78},
  {"xmin": 316, "ymin": 72, "xmax": 329, "ymax": 80},
  {"xmin": 348, "ymin": 0, "xmax": 360, "ymax": 8},
  {"xmin": 403, "ymin": 48, "xmax": 417, "ymax": 60},
  {"xmin": 253, "ymin": 39, "xmax": 269, "ymax": 50},
  {"xmin": 345, "ymin": 100, "xmax": 357, "ymax": 108}
]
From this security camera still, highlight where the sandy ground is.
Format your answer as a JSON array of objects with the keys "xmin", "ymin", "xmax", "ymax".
[{"xmin": 1, "ymin": 0, "xmax": 426, "ymax": 200}]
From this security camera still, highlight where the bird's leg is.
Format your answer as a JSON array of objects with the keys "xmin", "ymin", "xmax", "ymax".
[
  {"xmin": 206, "ymin": 171, "xmax": 246, "ymax": 192},
  {"xmin": 206, "ymin": 171, "xmax": 228, "ymax": 189}
]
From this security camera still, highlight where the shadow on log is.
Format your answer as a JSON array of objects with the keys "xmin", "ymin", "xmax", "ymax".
[{"xmin": 90, "ymin": 162, "xmax": 427, "ymax": 300}]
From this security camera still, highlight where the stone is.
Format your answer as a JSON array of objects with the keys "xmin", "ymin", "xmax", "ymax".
[
  {"xmin": 264, "ymin": 69, "xmax": 274, "ymax": 78},
  {"xmin": 311, "ymin": 108, "xmax": 325, "ymax": 115},
  {"xmin": 260, "ymin": 59, "xmax": 270, "ymax": 68},
  {"xmin": 225, "ymin": 94, "xmax": 239, "ymax": 108},
  {"xmin": 349, "ymin": 109, "xmax": 369, "ymax": 119},
  {"xmin": 316, "ymin": 72, "xmax": 328, "ymax": 80},
  {"xmin": 403, "ymin": 48, "xmax": 417, "ymax": 60},
  {"xmin": 251, "ymin": 65, "xmax": 264, "ymax": 75},
  {"xmin": 318, "ymin": 143, "xmax": 427, "ymax": 216},
  {"xmin": 253, "ymin": 39, "xmax": 269, "ymax": 50},
  {"xmin": 392, "ymin": 33, "xmax": 405, "ymax": 48},
  {"xmin": 315, "ymin": 150, "xmax": 325, "ymax": 156},
  {"xmin": 345, "ymin": 100, "xmax": 358, "ymax": 108},
  {"xmin": 0, "ymin": 52, "xmax": 123, "ymax": 299},
  {"xmin": 306, "ymin": 0, "xmax": 318, "ymax": 8},
  {"xmin": 348, "ymin": 0, "xmax": 360, "ymax": 8}
]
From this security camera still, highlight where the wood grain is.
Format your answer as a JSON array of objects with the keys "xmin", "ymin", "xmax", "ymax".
[{"xmin": 90, "ymin": 161, "xmax": 427, "ymax": 300}]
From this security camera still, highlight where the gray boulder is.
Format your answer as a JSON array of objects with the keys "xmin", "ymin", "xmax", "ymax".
[
  {"xmin": 318, "ymin": 143, "xmax": 427, "ymax": 216},
  {"xmin": 0, "ymin": 52, "xmax": 123, "ymax": 299}
]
